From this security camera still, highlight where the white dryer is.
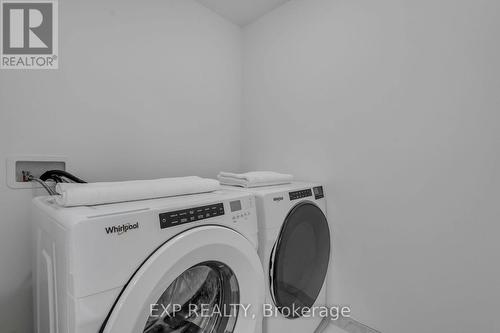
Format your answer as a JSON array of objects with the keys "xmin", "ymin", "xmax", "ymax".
[
  {"xmin": 226, "ymin": 182, "xmax": 330, "ymax": 333},
  {"xmin": 32, "ymin": 190, "xmax": 265, "ymax": 333}
]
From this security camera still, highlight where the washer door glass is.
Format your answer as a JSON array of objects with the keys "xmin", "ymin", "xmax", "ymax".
[
  {"xmin": 144, "ymin": 261, "xmax": 239, "ymax": 333},
  {"xmin": 270, "ymin": 202, "xmax": 330, "ymax": 318}
]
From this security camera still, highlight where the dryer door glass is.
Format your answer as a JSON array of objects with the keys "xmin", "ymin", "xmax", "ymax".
[
  {"xmin": 270, "ymin": 202, "xmax": 330, "ymax": 318},
  {"xmin": 143, "ymin": 261, "xmax": 239, "ymax": 333}
]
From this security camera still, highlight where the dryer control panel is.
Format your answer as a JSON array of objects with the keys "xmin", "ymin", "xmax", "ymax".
[
  {"xmin": 313, "ymin": 186, "xmax": 324, "ymax": 199},
  {"xmin": 159, "ymin": 203, "xmax": 225, "ymax": 229},
  {"xmin": 289, "ymin": 188, "xmax": 312, "ymax": 201}
]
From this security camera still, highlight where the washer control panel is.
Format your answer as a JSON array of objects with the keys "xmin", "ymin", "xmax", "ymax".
[
  {"xmin": 289, "ymin": 188, "xmax": 312, "ymax": 201},
  {"xmin": 231, "ymin": 210, "xmax": 252, "ymax": 222},
  {"xmin": 229, "ymin": 198, "xmax": 253, "ymax": 222},
  {"xmin": 159, "ymin": 203, "xmax": 224, "ymax": 229}
]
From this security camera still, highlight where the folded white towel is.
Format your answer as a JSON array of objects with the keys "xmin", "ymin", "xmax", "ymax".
[
  {"xmin": 55, "ymin": 176, "xmax": 220, "ymax": 207},
  {"xmin": 218, "ymin": 171, "xmax": 293, "ymax": 188}
]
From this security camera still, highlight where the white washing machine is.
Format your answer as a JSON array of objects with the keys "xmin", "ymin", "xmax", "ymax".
[
  {"xmin": 31, "ymin": 190, "xmax": 265, "ymax": 333},
  {"xmin": 225, "ymin": 182, "xmax": 330, "ymax": 333}
]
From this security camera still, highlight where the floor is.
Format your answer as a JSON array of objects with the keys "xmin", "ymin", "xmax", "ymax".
[
  {"xmin": 319, "ymin": 317, "xmax": 381, "ymax": 333},
  {"xmin": 323, "ymin": 325, "xmax": 348, "ymax": 333}
]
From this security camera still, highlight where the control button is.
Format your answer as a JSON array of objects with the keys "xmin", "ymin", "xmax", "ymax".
[{"xmin": 159, "ymin": 202, "xmax": 224, "ymax": 229}]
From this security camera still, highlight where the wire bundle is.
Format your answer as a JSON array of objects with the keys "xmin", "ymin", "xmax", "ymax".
[{"xmin": 29, "ymin": 170, "xmax": 86, "ymax": 195}]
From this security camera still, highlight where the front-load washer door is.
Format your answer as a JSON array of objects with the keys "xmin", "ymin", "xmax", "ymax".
[
  {"xmin": 269, "ymin": 202, "xmax": 330, "ymax": 318},
  {"xmin": 101, "ymin": 226, "xmax": 265, "ymax": 333}
]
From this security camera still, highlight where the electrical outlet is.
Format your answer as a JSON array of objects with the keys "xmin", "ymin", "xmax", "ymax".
[{"xmin": 7, "ymin": 155, "xmax": 67, "ymax": 189}]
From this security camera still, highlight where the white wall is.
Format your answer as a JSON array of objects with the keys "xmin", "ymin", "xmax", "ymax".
[
  {"xmin": 242, "ymin": 0, "xmax": 500, "ymax": 332},
  {"xmin": 0, "ymin": 0, "xmax": 241, "ymax": 331}
]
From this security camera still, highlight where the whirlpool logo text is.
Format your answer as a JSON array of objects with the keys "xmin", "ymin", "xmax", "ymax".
[{"xmin": 105, "ymin": 222, "xmax": 140, "ymax": 235}]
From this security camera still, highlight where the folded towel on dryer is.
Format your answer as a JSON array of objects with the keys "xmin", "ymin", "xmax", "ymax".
[
  {"xmin": 217, "ymin": 171, "xmax": 293, "ymax": 188},
  {"xmin": 55, "ymin": 176, "xmax": 220, "ymax": 207}
]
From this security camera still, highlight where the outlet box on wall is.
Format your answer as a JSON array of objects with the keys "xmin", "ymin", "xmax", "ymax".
[{"xmin": 6, "ymin": 155, "xmax": 68, "ymax": 189}]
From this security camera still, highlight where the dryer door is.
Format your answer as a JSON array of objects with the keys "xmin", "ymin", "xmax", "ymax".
[
  {"xmin": 101, "ymin": 226, "xmax": 265, "ymax": 333},
  {"xmin": 270, "ymin": 202, "xmax": 330, "ymax": 318}
]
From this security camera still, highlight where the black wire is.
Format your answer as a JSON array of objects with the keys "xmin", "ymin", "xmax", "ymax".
[
  {"xmin": 45, "ymin": 174, "xmax": 64, "ymax": 183},
  {"xmin": 28, "ymin": 177, "xmax": 58, "ymax": 195},
  {"xmin": 40, "ymin": 170, "xmax": 87, "ymax": 183}
]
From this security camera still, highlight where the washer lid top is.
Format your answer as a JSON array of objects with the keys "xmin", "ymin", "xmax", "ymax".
[{"xmin": 32, "ymin": 190, "xmax": 253, "ymax": 227}]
